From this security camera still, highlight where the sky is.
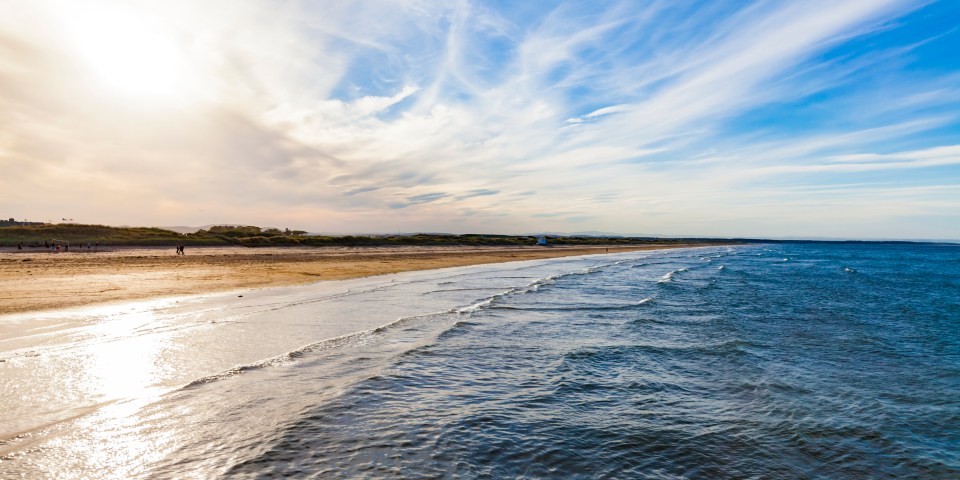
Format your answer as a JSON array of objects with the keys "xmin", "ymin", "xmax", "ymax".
[{"xmin": 1, "ymin": 0, "xmax": 958, "ymax": 239}]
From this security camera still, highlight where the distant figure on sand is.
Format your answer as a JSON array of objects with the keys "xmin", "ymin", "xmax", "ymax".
[{"xmin": 17, "ymin": 242, "xmax": 22, "ymax": 250}]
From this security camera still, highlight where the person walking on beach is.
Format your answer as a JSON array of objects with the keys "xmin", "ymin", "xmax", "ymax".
[{"xmin": 17, "ymin": 242, "xmax": 22, "ymax": 250}]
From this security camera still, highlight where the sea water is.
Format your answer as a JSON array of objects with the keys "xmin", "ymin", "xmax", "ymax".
[{"xmin": 1, "ymin": 244, "xmax": 957, "ymax": 478}]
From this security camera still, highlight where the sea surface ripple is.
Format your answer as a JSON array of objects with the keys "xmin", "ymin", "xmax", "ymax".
[
  {"xmin": 3, "ymin": 244, "xmax": 958, "ymax": 479},
  {"xmin": 224, "ymin": 244, "xmax": 960, "ymax": 478}
]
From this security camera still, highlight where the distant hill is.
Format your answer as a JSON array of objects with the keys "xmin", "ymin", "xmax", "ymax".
[
  {"xmin": 161, "ymin": 225, "xmax": 202, "ymax": 234},
  {"xmin": 161, "ymin": 224, "xmax": 264, "ymax": 234}
]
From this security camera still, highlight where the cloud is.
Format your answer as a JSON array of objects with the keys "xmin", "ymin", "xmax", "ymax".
[
  {"xmin": 749, "ymin": 144, "xmax": 960, "ymax": 175},
  {"xmin": 1, "ymin": 0, "xmax": 958, "ymax": 238},
  {"xmin": 456, "ymin": 189, "xmax": 499, "ymax": 200},
  {"xmin": 389, "ymin": 192, "xmax": 451, "ymax": 209},
  {"xmin": 566, "ymin": 104, "xmax": 630, "ymax": 124}
]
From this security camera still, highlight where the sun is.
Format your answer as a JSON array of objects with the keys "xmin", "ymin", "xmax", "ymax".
[{"xmin": 68, "ymin": 9, "xmax": 187, "ymax": 99}]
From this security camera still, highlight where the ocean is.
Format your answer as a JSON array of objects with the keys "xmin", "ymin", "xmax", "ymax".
[{"xmin": 1, "ymin": 243, "xmax": 957, "ymax": 478}]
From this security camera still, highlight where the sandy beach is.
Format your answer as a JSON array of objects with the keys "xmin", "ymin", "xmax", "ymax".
[{"xmin": 0, "ymin": 244, "xmax": 698, "ymax": 315}]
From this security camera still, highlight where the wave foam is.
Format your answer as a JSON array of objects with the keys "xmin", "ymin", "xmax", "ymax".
[
  {"xmin": 183, "ymin": 311, "xmax": 444, "ymax": 388},
  {"xmin": 658, "ymin": 268, "xmax": 687, "ymax": 283},
  {"xmin": 183, "ymin": 264, "xmax": 620, "ymax": 388}
]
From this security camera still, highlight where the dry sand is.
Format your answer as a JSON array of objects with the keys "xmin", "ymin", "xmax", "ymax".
[{"xmin": 0, "ymin": 244, "xmax": 699, "ymax": 315}]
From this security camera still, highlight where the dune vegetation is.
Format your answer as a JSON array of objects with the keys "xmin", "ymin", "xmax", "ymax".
[{"xmin": 0, "ymin": 223, "xmax": 733, "ymax": 248}]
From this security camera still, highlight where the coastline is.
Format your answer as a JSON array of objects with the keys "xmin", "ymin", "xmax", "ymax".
[{"xmin": 0, "ymin": 244, "xmax": 707, "ymax": 316}]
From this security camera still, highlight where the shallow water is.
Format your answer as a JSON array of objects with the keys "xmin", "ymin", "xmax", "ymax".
[{"xmin": 1, "ymin": 244, "xmax": 958, "ymax": 478}]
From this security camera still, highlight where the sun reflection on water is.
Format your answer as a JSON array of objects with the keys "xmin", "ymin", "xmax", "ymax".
[
  {"xmin": 41, "ymin": 310, "xmax": 186, "ymax": 478},
  {"xmin": 83, "ymin": 327, "xmax": 169, "ymax": 400}
]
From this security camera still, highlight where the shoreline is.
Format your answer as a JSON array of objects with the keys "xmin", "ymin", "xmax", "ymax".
[{"xmin": 0, "ymin": 244, "xmax": 712, "ymax": 316}]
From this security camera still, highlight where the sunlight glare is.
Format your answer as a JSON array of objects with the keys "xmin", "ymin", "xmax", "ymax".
[{"xmin": 70, "ymin": 9, "xmax": 186, "ymax": 99}]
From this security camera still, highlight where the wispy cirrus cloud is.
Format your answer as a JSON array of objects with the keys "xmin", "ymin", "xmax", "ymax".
[{"xmin": 1, "ymin": 0, "xmax": 958, "ymax": 238}]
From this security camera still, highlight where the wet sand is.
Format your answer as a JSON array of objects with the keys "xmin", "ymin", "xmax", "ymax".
[{"xmin": 0, "ymin": 244, "xmax": 701, "ymax": 315}]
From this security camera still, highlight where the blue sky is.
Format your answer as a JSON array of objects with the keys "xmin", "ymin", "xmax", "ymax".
[{"xmin": 1, "ymin": 0, "xmax": 958, "ymax": 239}]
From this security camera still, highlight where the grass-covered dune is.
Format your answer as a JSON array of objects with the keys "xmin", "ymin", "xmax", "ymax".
[
  {"xmin": 0, "ymin": 223, "xmax": 737, "ymax": 248},
  {"xmin": 0, "ymin": 224, "xmax": 227, "ymax": 247}
]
